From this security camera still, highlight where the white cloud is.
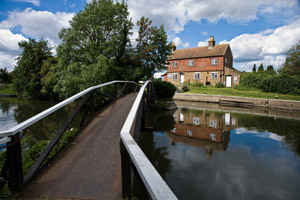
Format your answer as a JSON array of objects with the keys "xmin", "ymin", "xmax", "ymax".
[
  {"xmin": 0, "ymin": 29, "xmax": 28, "ymax": 71},
  {"xmin": 0, "ymin": 9, "xmax": 73, "ymax": 70},
  {"xmin": 198, "ymin": 38, "xmax": 209, "ymax": 47},
  {"xmin": 0, "ymin": 8, "xmax": 74, "ymax": 44},
  {"xmin": 173, "ymin": 37, "xmax": 190, "ymax": 48},
  {"xmin": 125, "ymin": 0, "xmax": 299, "ymax": 34},
  {"xmin": 0, "ymin": 29, "xmax": 27, "ymax": 54},
  {"xmin": 16, "ymin": 0, "xmax": 40, "ymax": 6},
  {"xmin": 220, "ymin": 19, "xmax": 300, "ymax": 71},
  {"xmin": 202, "ymin": 31, "xmax": 208, "ymax": 36}
]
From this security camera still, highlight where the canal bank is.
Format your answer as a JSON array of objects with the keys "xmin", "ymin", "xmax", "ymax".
[{"xmin": 173, "ymin": 93, "xmax": 300, "ymax": 110}]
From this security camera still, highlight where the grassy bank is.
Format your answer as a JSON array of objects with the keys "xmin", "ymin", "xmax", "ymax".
[
  {"xmin": 185, "ymin": 85, "xmax": 300, "ymax": 101},
  {"xmin": 0, "ymin": 84, "xmax": 14, "ymax": 94}
]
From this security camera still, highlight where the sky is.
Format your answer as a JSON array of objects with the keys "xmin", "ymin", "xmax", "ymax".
[{"xmin": 0, "ymin": 0, "xmax": 300, "ymax": 72}]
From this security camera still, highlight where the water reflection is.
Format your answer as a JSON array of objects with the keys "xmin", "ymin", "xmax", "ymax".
[
  {"xmin": 138, "ymin": 104, "xmax": 300, "ymax": 200},
  {"xmin": 167, "ymin": 108, "xmax": 235, "ymax": 157}
]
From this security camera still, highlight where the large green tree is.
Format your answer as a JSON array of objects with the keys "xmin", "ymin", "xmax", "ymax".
[
  {"xmin": 0, "ymin": 68, "xmax": 12, "ymax": 84},
  {"xmin": 279, "ymin": 41, "xmax": 300, "ymax": 76},
  {"xmin": 258, "ymin": 63, "xmax": 264, "ymax": 72},
  {"xmin": 133, "ymin": 17, "xmax": 172, "ymax": 80},
  {"xmin": 13, "ymin": 38, "xmax": 52, "ymax": 99}
]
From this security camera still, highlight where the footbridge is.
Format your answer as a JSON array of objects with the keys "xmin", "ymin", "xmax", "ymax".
[{"xmin": 0, "ymin": 81, "xmax": 177, "ymax": 199}]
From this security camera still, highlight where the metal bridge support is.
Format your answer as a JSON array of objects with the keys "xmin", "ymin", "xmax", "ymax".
[
  {"xmin": 7, "ymin": 132, "xmax": 24, "ymax": 193},
  {"xmin": 120, "ymin": 141, "xmax": 132, "ymax": 199}
]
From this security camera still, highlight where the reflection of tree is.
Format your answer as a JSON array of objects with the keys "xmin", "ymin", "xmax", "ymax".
[
  {"xmin": 236, "ymin": 113, "xmax": 300, "ymax": 156},
  {"xmin": 138, "ymin": 131, "xmax": 171, "ymax": 179},
  {"xmin": 0, "ymin": 99, "xmax": 15, "ymax": 114},
  {"xmin": 12, "ymin": 99, "xmax": 80, "ymax": 140},
  {"xmin": 153, "ymin": 110, "xmax": 176, "ymax": 131}
]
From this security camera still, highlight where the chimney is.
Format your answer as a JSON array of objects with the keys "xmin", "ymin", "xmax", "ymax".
[
  {"xmin": 171, "ymin": 42, "xmax": 176, "ymax": 53},
  {"xmin": 208, "ymin": 36, "xmax": 215, "ymax": 49}
]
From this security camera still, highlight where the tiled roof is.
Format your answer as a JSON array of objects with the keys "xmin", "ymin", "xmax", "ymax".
[{"xmin": 168, "ymin": 44, "xmax": 229, "ymax": 60}]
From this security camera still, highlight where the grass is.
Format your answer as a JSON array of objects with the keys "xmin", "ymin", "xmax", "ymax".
[
  {"xmin": 184, "ymin": 85, "xmax": 300, "ymax": 101},
  {"xmin": 0, "ymin": 84, "xmax": 14, "ymax": 94}
]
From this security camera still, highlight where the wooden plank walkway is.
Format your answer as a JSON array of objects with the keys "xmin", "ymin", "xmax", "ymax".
[{"xmin": 20, "ymin": 93, "xmax": 137, "ymax": 200}]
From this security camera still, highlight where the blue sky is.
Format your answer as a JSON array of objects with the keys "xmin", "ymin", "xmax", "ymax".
[{"xmin": 1, "ymin": 0, "xmax": 300, "ymax": 72}]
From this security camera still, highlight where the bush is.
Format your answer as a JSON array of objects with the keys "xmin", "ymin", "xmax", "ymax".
[
  {"xmin": 192, "ymin": 82, "xmax": 204, "ymax": 87},
  {"xmin": 153, "ymin": 80, "xmax": 176, "ymax": 98},
  {"xmin": 180, "ymin": 84, "xmax": 189, "ymax": 92},
  {"xmin": 215, "ymin": 82, "xmax": 224, "ymax": 88}
]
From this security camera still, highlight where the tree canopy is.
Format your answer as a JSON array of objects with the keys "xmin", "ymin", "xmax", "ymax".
[
  {"xmin": 13, "ymin": 38, "xmax": 52, "ymax": 99},
  {"xmin": 279, "ymin": 41, "xmax": 300, "ymax": 76},
  {"xmin": 13, "ymin": 0, "xmax": 171, "ymax": 100},
  {"xmin": 258, "ymin": 63, "xmax": 264, "ymax": 72}
]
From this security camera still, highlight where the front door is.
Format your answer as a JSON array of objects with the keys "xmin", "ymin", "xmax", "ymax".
[
  {"xmin": 226, "ymin": 76, "xmax": 232, "ymax": 87},
  {"xmin": 180, "ymin": 73, "xmax": 184, "ymax": 84}
]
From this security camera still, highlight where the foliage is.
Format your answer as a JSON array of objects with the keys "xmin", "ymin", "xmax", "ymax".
[
  {"xmin": 57, "ymin": 0, "xmax": 132, "ymax": 67},
  {"xmin": 39, "ymin": 0, "xmax": 171, "ymax": 100},
  {"xmin": 180, "ymin": 84, "xmax": 189, "ymax": 92},
  {"xmin": 240, "ymin": 73, "xmax": 300, "ymax": 95},
  {"xmin": 192, "ymin": 82, "xmax": 204, "ymax": 87},
  {"xmin": 266, "ymin": 65, "xmax": 276, "ymax": 75},
  {"xmin": 279, "ymin": 41, "xmax": 300, "ymax": 76},
  {"xmin": 215, "ymin": 82, "xmax": 224, "ymax": 88},
  {"xmin": 252, "ymin": 64, "xmax": 256, "ymax": 72},
  {"xmin": 132, "ymin": 17, "xmax": 172, "ymax": 81},
  {"xmin": 0, "ymin": 68, "xmax": 12, "ymax": 84},
  {"xmin": 13, "ymin": 38, "xmax": 52, "ymax": 99},
  {"xmin": 258, "ymin": 63, "xmax": 264, "ymax": 72},
  {"xmin": 153, "ymin": 80, "xmax": 176, "ymax": 98}
]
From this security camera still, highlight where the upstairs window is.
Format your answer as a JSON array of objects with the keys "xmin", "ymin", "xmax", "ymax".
[
  {"xmin": 194, "ymin": 72, "xmax": 200, "ymax": 80},
  {"xmin": 211, "ymin": 58, "xmax": 218, "ymax": 65},
  {"xmin": 172, "ymin": 61, "xmax": 177, "ymax": 67},
  {"xmin": 211, "ymin": 72, "xmax": 218, "ymax": 79},
  {"xmin": 225, "ymin": 57, "xmax": 228, "ymax": 64},
  {"xmin": 188, "ymin": 60, "xmax": 194, "ymax": 66}
]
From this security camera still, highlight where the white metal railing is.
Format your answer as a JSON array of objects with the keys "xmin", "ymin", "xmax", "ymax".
[
  {"xmin": 120, "ymin": 81, "xmax": 178, "ymax": 200},
  {"xmin": 0, "ymin": 80, "xmax": 137, "ymax": 144}
]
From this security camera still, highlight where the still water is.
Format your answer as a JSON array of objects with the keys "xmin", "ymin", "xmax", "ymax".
[
  {"xmin": 138, "ymin": 101, "xmax": 300, "ymax": 200},
  {"xmin": 0, "ymin": 98, "xmax": 78, "ymax": 139}
]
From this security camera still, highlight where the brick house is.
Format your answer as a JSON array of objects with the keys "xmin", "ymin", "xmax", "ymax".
[{"xmin": 166, "ymin": 36, "xmax": 241, "ymax": 87}]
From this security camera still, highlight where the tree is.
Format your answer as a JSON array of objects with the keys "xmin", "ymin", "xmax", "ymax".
[
  {"xmin": 50, "ymin": 0, "xmax": 133, "ymax": 99},
  {"xmin": 13, "ymin": 38, "xmax": 52, "ymax": 99},
  {"xmin": 279, "ymin": 41, "xmax": 300, "ymax": 76},
  {"xmin": 252, "ymin": 64, "xmax": 256, "ymax": 72},
  {"xmin": 133, "ymin": 17, "xmax": 172, "ymax": 80},
  {"xmin": 266, "ymin": 65, "xmax": 276, "ymax": 75},
  {"xmin": 0, "ymin": 68, "xmax": 12, "ymax": 83},
  {"xmin": 258, "ymin": 63, "xmax": 264, "ymax": 72}
]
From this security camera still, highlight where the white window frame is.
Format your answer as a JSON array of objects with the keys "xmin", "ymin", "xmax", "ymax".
[
  {"xmin": 209, "ymin": 133, "xmax": 216, "ymax": 141},
  {"xmin": 188, "ymin": 60, "xmax": 194, "ymax": 67},
  {"xmin": 172, "ymin": 73, "xmax": 178, "ymax": 80},
  {"xmin": 211, "ymin": 72, "xmax": 218, "ymax": 79},
  {"xmin": 194, "ymin": 72, "xmax": 200, "ymax": 80},
  {"xmin": 187, "ymin": 130, "xmax": 193, "ymax": 137},
  {"xmin": 211, "ymin": 58, "xmax": 218, "ymax": 65},
  {"xmin": 209, "ymin": 119, "xmax": 217, "ymax": 128},
  {"xmin": 172, "ymin": 61, "xmax": 177, "ymax": 67},
  {"xmin": 233, "ymin": 75, "xmax": 237, "ymax": 83},
  {"xmin": 193, "ymin": 117, "xmax": 200, "ymax": 125}
]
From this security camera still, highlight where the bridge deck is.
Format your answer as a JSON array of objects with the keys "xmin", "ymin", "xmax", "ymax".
[{"xmin": 21, "ymin": 93, "xmax": 137, "ymax": 199}]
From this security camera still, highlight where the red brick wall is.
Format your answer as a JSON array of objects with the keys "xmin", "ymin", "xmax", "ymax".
[{"xmin": 167, "ymin": 56, "xmax": 224, "ymax": 73}]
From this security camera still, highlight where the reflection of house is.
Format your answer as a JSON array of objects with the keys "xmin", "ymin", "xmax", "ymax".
[
  {"xmin": 168, "ymin": 108, "xmax": 238, "ymax": 157},
  {"xmin": 166, "ymin": 36, "xmax": 241, "ymax": 87}
]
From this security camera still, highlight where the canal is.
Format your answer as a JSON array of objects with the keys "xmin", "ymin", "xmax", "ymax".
[
  {"xmin": 137, "ymin": 101, "xmax": 300, "ymax": 200},
  {"xmin": 2, "ymin": 98, "xmax": 300, "ymax": 199}
]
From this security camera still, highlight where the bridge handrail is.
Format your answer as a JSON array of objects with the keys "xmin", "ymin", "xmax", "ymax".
[
  {"xmin": 0, "ymin": 80, "xmax": 138, "ymax": 140},
  {"xmin": 120, "ymin": 81, "xmax": 178, "ymax": 200}
]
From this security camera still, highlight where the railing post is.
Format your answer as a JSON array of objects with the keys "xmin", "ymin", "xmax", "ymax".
[
  {"xmin": 120, "ymin": 140, "xmax": 132, "ymax": 198},
  {"xmin": 114, "ymin": 83, "xmax": 118, "ymax": 99},
  {"xmin": 90, "ymin": 92, "xmax": 94, "ymax": 116},
  {"xmin": 7, "ymin": 132, "xmax": 23, "ymax": 193}
]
